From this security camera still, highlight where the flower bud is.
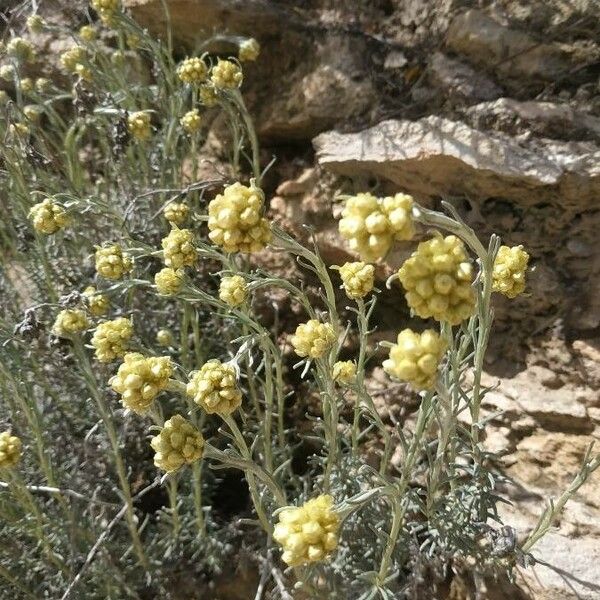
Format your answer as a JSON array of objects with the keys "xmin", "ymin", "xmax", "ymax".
[
  {"xmin": 219, "ymin": 275, "xmax": 247, "ymax": 307},
  {"xmin": 95, "ymin": 244, "xmax": 133, "ymax": 280},
  {"xmin": 91, "ymin": 317, "xmax": 133, "ymax": 363},
  {"xmin": 161, "ymin": 228, "xmax": 197, "ymax": 269},
  {"xmin": 155, "ymin": 267, "xmax": 184, "ymax": 296},
  {"xmin": 332, "ymin": 360, "xmax": 356, "ymax": 384},
  {"xmin": 163, "ymin": 202, "xmax": 189, "ymax": 225},
  {"xmin": 337, "ymin": 262, "xmax": 374, "ymax": 299},
  {"xmin": 186, "ymin": 360, "xmax": 242, "ymax": 416},
  {"xmin": 0, "ymin": 432, "xmax": 22, "ymax": 469},
  {"xmin": 83, "ymin": 286, "xmax": 110, "ymax": 317},
  {"xmin": 150, "ymin": 414, "xmax": 204, "ymax": 472},
  {"xmin": 239, "ymin": 38, "xmax": 260, "ymax": 62},
  {"xmin": 177, "ymin": 57, "xmax": 208, "ymax": 85},
  {"xmin": 210, "ymin": 59, "xmax": 243, "ymax": 89},
  {"xmin": 492, "ymin": 245, "xmax": 529, "ymax": 299},
  {"xmin": 383, "ymin": 328, "xmax": 446, "ymax": 390},
  {"xmin": 52, "ymin": 309, "xmax": 90, "ymax": 337},
  {"xmin": 291, "ymin": 319, "xmax": 336, "ymax": 359},
  {"xmin": 28, "ymin": 199, "xmax": 69, "ymax": 234},
  {"xmin": 273, "ymin": 495, "xmax": 339, "ymax": 567}
]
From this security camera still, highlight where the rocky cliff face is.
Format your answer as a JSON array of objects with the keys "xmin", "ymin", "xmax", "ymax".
[{"xmin": 73, "ymin": 0, "xmax": 600, "ymax": 596}]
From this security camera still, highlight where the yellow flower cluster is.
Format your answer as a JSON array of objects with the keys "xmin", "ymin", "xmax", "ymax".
[
  {"xmin": 83, "ymin": 286, "xmax": 109, "ymax": 316},
  {"xmin": 211, "ymin": 59, "xmax": 243, "ymax": 89},
  {"xmin": 383, "ymin": 329, "xmax": 446, "ymax": 390},
  {"xmin": 79, "ymin": 25, "xmax": 97, "ymax": 42},
  {"xmin": 398, "ymin": 235, "xmax": 475, "ymax": 326},
  {"xmin": 337, "ymin": 261, "xmax": 374, "ymax": 299},
  {"xmin": 127, "ymin": 111, "xmax": 151, "ymax": 141},
  {"xmin": 20, "ymin": 78, "xmax": 34, "ymax": 93},
  {"xmin": 273, "ymin": 495, "xmax": 339, "ymax": 567},
  {"xmin": 150, "ymin": 415, "xmax": 204, "ymax": 472},
  {"xmin": 492, "ymin": 245, "xmax": 529, "ymax": 299},
  {"xmin": 0, "ymin": 65, "xmax": 14, "ymax": 81},
  {"xmin": 161, "ymin": 228, "xmax": 197, "ymax": 269},
  {"xmin": 155, "ymin": 267, "xmax": 184, "ymax": 296},
  {"xmin": 163, "ymin": 201, "xmax": 189, "ymax": 225},
  {"xmin": 60, "ymin": 46, "xmax": 87, "ymax": 73},
  {"xmin": 91, "ymin": 317, "xmax": 132, "ymax": 363},
  {"xmin": 110, "ymin": 353, "xmax": 172, "ymax": 414},
  {"xmin": 219, "ymin": 275, "xmax": 247, "ymax": 307},
  {"xmin": 27, "ymin": 15, "xmax": 46, "ymax": 34},
  {"xmin": 239, "ymin": 38, "xmax": 260, "ymax": 62},
  {"xmin": 35, "ymin": 77, "xmax": 51, "ymax": 93},
  {"xmin": 0, "ymin": 432, "xmax": 22, "ymax": 469},
  {"xmin": 177, "ymin": 57, "xmax": 208, "ymax": 85},
  {"xmin": 208, "ymin": 182, "xmax": 271, "ymax": 253},
  {"xmin": 95, "ymin": 244, "xmax": 133, "ymax": 280},
  {"xmin": 7, "ymin": 37, "xmax": 34, "ymax": 62},
  {"xmin": 186, "ymin": 360, "xmax": 242, "ymax": 416},
  {"xmin": 199, "ymin": 84, "xmax": 218, "ymax": 107},
  {"xmin": 332, "ymin": 360, "xmax": 356, "ymax": 384},
  {"xmin": 180, "ymin": 109, "xmax": 202, "ymax": 134},
  {"xmin": 24, "ymin": 105, "xmax": 41, "ymax": 122},
  {"xmin": 339, "ymin": 192, "xmax": 415, "ymax": 261},
  {"xmin": 91, "ymin": 0, "xmax": 120, "ymax": 24},
  {"xmin": 156, "ymin": 329, "xmax": 173, "ymax": 347},
  {"xmin": 291, "ymin": 319, "xmax": 336, "ymax": 359},
  {"xmin": 28, "ymin": 199, "xmax": 69, "ymax": 234},
  {"xmin": 52, "ymin": 309, "xmax": 90, "ymax": 337}
]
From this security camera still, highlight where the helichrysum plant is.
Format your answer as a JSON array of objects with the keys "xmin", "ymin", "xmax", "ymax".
[{"xmin": 0, "ymin": 5, "xmax": 598, "ymax": 600}]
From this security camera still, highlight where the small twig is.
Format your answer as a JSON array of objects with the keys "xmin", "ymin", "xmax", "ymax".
[
  {"xmin": 0, "ymin": 481, "xmax": 117, "ymax": 507},
  {"xmin": 60, "ymin": 479, "xmax": 160, "ymax": 600}
]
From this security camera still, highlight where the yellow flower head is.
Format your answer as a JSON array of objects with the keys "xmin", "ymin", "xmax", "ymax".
[
  {"xmin": 155, "ymin": 267, "xmax": 184, "ymax": 296},
  {"xmin": 210, "ymin": 59, "xmax": 243, "ymax": 89},
  {"xmin": 127, "ymin": 111, "xmax": 152, "ymax": 141},
  {"xmin": 163, "ymin": 201, "xmax": 189, "ymax": 225},
  {"xmin": 110, "ymin": 352, "xmax": 172, "ymax": 413},
  {"xmin": 26, "ymin": 15, "xmax": 46, "ymax": 34},
  {"xmin": 208, "ymin": 181, "xmax": 271, "ymax": 253},
  {"xmin": 20, "ymin": 77, "xmax": 34, "ymax": 93},
  {"xmin": 126, "ymin": 34, "xmax": 140, "ymax": 49},
  {"xmin": 92, "ymin": 0, "xmax": 119, "ymax": 23},
  {"xmin": 383, "ymin": 328, "xmax": 446, "ymax": 391},
  {"xmin": 219, "ymin": 275, "xmax": 248, "ymax": 307},
  {"xmin": 332, "ymin": 360, "xmax": 356, "ymax": 385},
  {"xmin": 28, "ymin": 199, "xmax": 69, "ymax": 234},
  {"xmin": 398, "ymin": 235, "xmax": 475, "ymax": 325},
  {"xmin": 7, "ymin": 37, "xmax": 35, "ymax": 63},
  {"xmin": 52, "ymin": 309, "xmax": 90, "ymax": 337},
  {"xmin": 180, "ymin": 109, "xmax": 202, "ymax": 134},
  {"xmin": 0, "ymin": 432, "xmax": 22, "ymax": 469},
  {"xmin": 177, "ymin": 57, "xmax": 208, "ymax": 85},
  {"xmin": 0, "ymin": 91, "xmax": 8, "ymax": 105},
  {"xmin": 91, "ymin": 317, "xmax": 132, "ymax": 363},
  {"xmin": 199, "ymin": 84, "xmax": 218, "ymax": 107},
  {"xmin": 239, "ymin": 38, "xmax": 260, "ymax": 62},
  {"xmin": 95, "ymin": 244, "xmax": 133, "ymax": 280},
  {"xmin": 291, "ymin": 319, "xmax": 336, "ymax": 359},
  {"xmin": 156, "ymin": 328, "xmax": 174, "ymax": 347},
  {"xmin": 150, "ymin": 414, "xmax": 204, "ymax": 472},
  {"xmin": 92, "ymin": 0, "xmax": 119, "ymax": 11},
  {"xmin": 273, "ymin": 495, "xmax": 339, "ymax": 567},
  {"xmin": 9, "ymin": 122, "xmax": 29, "ymax": 139},
  {"xmin": 161, "ymin": 227, "xmax": 197, "ymax": 269},
  {"xmin": 0, "ymin": 65, "xmax": 14, "ymax": 81},
  {"xmin": 24, "ymin": 105, "xmax": 41, "ymax": 122},
  {"xmin": 35, "ymin": 77, "xmax": 51, "ymax": 93},
  {"xmin": 79, "ymin": 25, "xmax": 97, "ymax": 42},
  {"xmin": 83, "ymin": 286, "xmax": 109, "ymax": 317},
  {"xmin": 339, "ymin": 192, "xmax": 414, "ymax": 262},
  {"xmin": 186, "ymin": 360, "xmax": 242, "ymax": 416},
  {"xmin": 337, "ymin": 262, "xmax": 374, "ymax": 299},
  {"xmin": 492, "ymin": 245, "xmax": 529, "ymax": 299},
  {"xmin": 60, "ymin": 46, "xmax": 87, "ymax": 73}
]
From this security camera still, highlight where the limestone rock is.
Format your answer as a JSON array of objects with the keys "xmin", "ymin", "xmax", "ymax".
[
  {"xmin": 314, "ymin": 116, "xmax": 600, "ymax": 207},
  {"xmin": 427, "ymin": 52, "xmax": 503, "ymax": 102},
  {"xmin": 446, "ymin": 10, "xmax": 598, "ymax": 92}
]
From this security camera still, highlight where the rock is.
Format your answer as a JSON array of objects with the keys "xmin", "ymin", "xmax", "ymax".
[
  {"xmin": 123, "ymin": 0, "xmax": 293, "ymax": 45},
  {"xmin": 446, "ymin": 10, "xmax": 597, "ymax": 92},
  {"xmin": 313, "ymin": 116, "xmax": 600, "ymax": 207},
  {"xmin": 427, "ymin": 52, "xmax": 503, "ymax": 102},
  {"xmin": 464, "ymin": 98, "xmax": 600, "ymax": 143},
  {"xmin": 517, "ymin": 534, "xmax": 600, "ymax": 600}
]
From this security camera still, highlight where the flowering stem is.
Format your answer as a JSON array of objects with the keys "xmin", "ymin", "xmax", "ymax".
[
  {"xmin": 231, "ymin": 90, "xmax": 261, "ymax": 182},
  {"xmin": 71, "ymin": 339, "xmax": 149, "ymax": 572}
]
